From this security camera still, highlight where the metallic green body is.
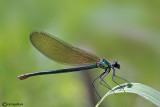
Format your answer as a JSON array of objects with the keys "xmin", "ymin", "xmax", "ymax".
[
  {"xmin": 18, "ymin": 64, "xmax": 98, "ymax": 80},
  {"xmin": 96, "ymin": 59, "xmax": 111, "ymax": 69}
]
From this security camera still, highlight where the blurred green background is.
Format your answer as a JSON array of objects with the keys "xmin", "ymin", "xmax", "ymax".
[{"xmin": 0, "ymin": 0, "xmax": 160, "ymax": 107}]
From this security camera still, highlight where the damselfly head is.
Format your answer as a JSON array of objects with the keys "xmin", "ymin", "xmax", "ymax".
[{"xmin": 112, "ymin": 61, "xmax": 120, "ymax": 69}]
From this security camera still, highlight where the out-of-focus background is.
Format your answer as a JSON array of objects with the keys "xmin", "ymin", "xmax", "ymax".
[{"xmin": 0, "ymin": 0, "xmax": 160, "ymax": 107}]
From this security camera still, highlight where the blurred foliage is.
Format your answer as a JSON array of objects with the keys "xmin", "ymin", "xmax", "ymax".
[{"xmin": 0, "ymin": 0, "xmax": 160, "ymax": 107}]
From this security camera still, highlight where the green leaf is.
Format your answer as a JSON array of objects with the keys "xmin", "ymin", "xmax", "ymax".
[{"xmin": 96, "ymin": 83, "xmax": 160, "ymax": 107}]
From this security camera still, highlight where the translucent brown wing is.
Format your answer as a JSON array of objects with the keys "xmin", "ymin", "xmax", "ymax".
[{"xmin": 30, "ymin": 31, "xmax": 99, "ymax": 65}]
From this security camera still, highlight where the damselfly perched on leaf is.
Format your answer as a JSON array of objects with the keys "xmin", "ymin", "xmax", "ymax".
[{"xmin": 18, "ymin": 31, "xmax": 130, "ymax": 98}]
